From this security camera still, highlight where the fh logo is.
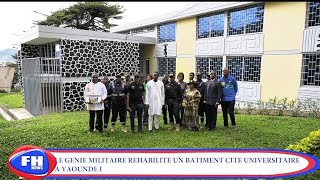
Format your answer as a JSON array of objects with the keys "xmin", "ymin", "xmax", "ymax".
[
  {"xmin": 7, "ymin": 145, "xmax": 57, "ymax": 179},
  {"xmin": 21, "ymin": 156, "xmax": 43, "ymax": 170}
]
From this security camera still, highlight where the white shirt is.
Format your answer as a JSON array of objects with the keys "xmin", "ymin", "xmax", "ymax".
[
  {"xmin": 84, "ymin": 82, "xmax": 108, "ymax": 111},
  {"xmin": 145, "ymin": 79, "xmax": 165, "ymax": 115}
]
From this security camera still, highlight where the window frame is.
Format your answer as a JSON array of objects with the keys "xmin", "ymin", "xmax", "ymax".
[
  {"xmin": 301, "ymin": 53, "xmax": 320, "ymax": 87},
  {"xmin": 227, "ymin": 4, "xmax": 265, "ymax": 36},
  {"xmin": 157, "ymin": 22, "xmax": 176, "ymax": 43},
  {"xmin": 157, "ymin": 58, "xmax": 176, "ymax": 77},
  {"xmin": 226, "ymin": 55, "xmax": 262, "ymax": 82},
  {"xmin": 197, "ymin": 12, "xmax": 225, "ymax": 39},
  {"xmin": 196, "ymin": 56, "xmax": 223, "ymax": 79},
  {"xmin": 306, "ymin": 2, "xmax": 320, "ymax": 28}
]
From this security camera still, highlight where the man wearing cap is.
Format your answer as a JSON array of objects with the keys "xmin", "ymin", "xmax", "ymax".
[
  {"xmin": 204, "ymin": 70, "xmax": 223, "ymax": 130},
  {"xmin": 84, "ymin": 73, "xmax": 108, "ymax": 133},
  {"xmin": 110, "ymin": 74, "xmax": 128, "ymax": 132},
  {"xmin": 196, "ymin": 72, "xmax": 206, "ymax": 127},
  {"xmin": 165, "ymin": 73, "xmax": 182, "ymax": 131},
  {"xmin": 145, "ymin": 71, "xmax": 165, "ymax": 132},
  {"xmin": 127, "ymin": 74, "xmax": 145, "ymax": 133}
]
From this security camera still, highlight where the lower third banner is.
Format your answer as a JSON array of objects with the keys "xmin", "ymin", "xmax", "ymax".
[{"xmin": 7, "ymin": 145, "xmax": 320, "ymax": 179}]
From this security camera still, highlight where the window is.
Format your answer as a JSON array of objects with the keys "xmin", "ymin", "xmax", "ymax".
[
  {"xmin": 228, "ymin": 5, "xmax": 264, "ymax": 35},
  {"xmin": 157, "ymin": 23, "xmax": 176, "ymax": 43},
  {"xmin": 197, "ymin": 13, "xmax": 224, "ymax": 39},
  {"xmin": 306, "ymin": 2, "xmax": 320, "ymax": 27},
  {"xmin": 138, "ymin": 29, "xmax": 143, "ymax": 33},
  {"xmin": 301, "ymin": 54, "xmax": 320, "ymax": 86},
  {"xmin": 227, "ymin": 56, "xmax": 261, "ymax": 82},
  {"xmin": 148, "ymin": 26, "xmax": 155, "ymax": 31},
  {"xmin": 158, "ymin": 58, "xmax": 176, "ymax": 76},
  {"xmin": 196, "ymin": 57, "xmax": 223, "ymax": 79}
]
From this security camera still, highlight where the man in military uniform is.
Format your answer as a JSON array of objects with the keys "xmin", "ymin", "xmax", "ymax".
[
  {"xmin": 127, "ymin": 74, "xmax": 145, "ymax": 133},
  {"xmin": 110, "ymin": 74, "xmax": 128, "ymax": 132},
  {"xmin": 196, "ymin": 72, "xmax": 206, "ymax": 127},
  {"xmin": 166, "ymin": 74, "xmax": 182, "ymax": 131}
]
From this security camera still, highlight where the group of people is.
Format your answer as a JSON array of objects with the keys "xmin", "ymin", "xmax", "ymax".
[{"xmin": 84, "ymin": 67, "xmax": 238, "ymax": 133}]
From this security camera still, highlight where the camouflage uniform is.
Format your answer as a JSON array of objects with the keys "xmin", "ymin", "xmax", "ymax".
[{"xmin": 182, "ymin": 88, "xmax": 202, "ymax": 131}]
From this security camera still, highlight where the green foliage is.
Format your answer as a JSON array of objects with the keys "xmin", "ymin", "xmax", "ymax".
[
  {"xmin": 244, "ymin": 102, "xmax": 256, "ymax": 115},
  {"xmin": 254, "ymin": 97, "xmax": 320, "ymax": 118},
  {"xmin": 287, "ymin": 130, "xmax": 320, "ymax": 180},
  {"xmin": 1, "ymin": 112, "xmax": 320, "ymax": 178},
  {"xmin": 287, "ymin": 130, "xmax": 320, "ymax": 154},
  {"xmin": 0, "ymin": 92, "xmax": 24, "ymax": 108},
  {"xmin": 38, "ymin": 2, "xmax": 124, "ymax": 32}
]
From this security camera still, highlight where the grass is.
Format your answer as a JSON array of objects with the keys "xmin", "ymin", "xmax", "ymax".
[
  {"xmin": 0, "ymin": 92, "xmax": 24, "ymax": 109},
  {"xmin": 0, "ymin": 111, "xmax": 320, "ymax": 179}
]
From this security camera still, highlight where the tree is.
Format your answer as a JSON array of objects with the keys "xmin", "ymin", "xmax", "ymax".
[{"xmin": 38, "ymin": 2, "xmax": 124, "ymax": 32}]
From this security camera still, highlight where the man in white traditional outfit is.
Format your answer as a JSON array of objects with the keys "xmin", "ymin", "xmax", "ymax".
[
  {"xmin": 84, "ymin": 73, "xmax": 108, "ymax": 133},
  {"xmin": 145, "ymin": 72, "xmax": 165, "ymax": 132}
]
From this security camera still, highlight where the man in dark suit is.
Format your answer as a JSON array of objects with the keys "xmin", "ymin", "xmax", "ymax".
[{"xmin": 204, "ymin": 70, "xmax": 223, "ymax": 130}]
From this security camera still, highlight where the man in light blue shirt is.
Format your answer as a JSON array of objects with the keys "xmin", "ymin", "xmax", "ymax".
[{"xmin": 220, "ymin": 68, "xmax": 238, "ymax": 128}]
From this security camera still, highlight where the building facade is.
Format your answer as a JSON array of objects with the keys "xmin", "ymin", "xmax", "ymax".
[
  {"xmin": 111, "ymin": 1, "xmax": 320, "ymax": 103},
  {"xmin": 18, "ymin": 26, "xmax": 155, "ymax": 116}
]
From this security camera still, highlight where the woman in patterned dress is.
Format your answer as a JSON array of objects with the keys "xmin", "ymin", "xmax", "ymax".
[{"xmin": 182, "ymin": 81, "xmax": 202, "ymax": 131}]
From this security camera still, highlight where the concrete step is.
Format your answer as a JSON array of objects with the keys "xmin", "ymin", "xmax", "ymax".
[
  {"xmin": 0, "ymin": 104, "xmax": 34, "ymax": 120},
  {"xmin": 0, "ymin": 105, "xmax": 13, "ymax": 121},
  {"xmin": 8, "ymin": 108, "xmax": 34, "ymax": 120}
]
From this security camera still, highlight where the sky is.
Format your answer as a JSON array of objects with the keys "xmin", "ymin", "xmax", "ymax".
[{"xmin": 0, "ymin": 2, "xmax": 198, "ymax": 51}]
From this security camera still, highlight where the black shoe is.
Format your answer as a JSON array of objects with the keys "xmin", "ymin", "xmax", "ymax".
[
  {"xmin": 138, "ymin": 130, "xmax": 142, "ymax": 133},
  {"xmin": 104, "ymin": 125, "xmax": 108, "ymax": 129},
  {"xmin": 164, "ymin": 122, "xmax": 168, "ymax": 125},
  {"xmin": 88, "ymin": 129, "xmax": 93, "ymax": 133},
  {"xmin": 131, "ymin": 130, "xmax": 134, "ymax": 133},
  {"xmin": 99, "ymin": 130, "xmax": 103, "ymax": 133}
]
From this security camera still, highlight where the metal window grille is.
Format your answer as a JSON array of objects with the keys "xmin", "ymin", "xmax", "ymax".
[
  {"xmin": 301, "ymin": 54, "xmax": 320, "ymax": 86},
  {"xmin": 158, "ymin": 58, "xmax": 176, "ymax": 76},
  {"xmin": 196, "ymin": 57, "xmax": 223, "ymax": 79},
  {"xmin": 157, "ymin": 23, "xmax": 176, "ymax": 43},
  {"xmin": 228, "ymin": 5, "xmax": 264, "ymax": 35},
  {"xmin": 227, "ymin": 56, "xmax": 261, "ymax": 82},
  {"xmin": 306, "ymin": 2, "xmax": 320, "ymax": 27},
  {"xmin": 197, "ymin": 13, "xmax": 224, "ymax": 39},
  {"xmin": 39, "ymin": 42, "xmax": 60, "ymax": 74}
]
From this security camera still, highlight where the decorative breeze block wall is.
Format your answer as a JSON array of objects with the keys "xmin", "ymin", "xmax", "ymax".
[{"xmin": 60, "ymin": 39, "xmax": 140, "ymax": 77}]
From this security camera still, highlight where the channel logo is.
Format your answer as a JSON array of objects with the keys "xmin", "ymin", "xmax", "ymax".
[{"xmin": 7, "ymin": 145, "xmax": 57, "ymax": 179}]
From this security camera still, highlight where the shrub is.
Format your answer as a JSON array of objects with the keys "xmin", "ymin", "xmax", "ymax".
[
  {"xmin": 287, "ymin": 130, "xmax": 320, "ymax": 154},
  {"xmin": 276, "ymin": 97, "xmax": 288, "ymax": 116},
  {"xmin": 244, "ymin": 102, "xmax": 256, "ymax": 115}
]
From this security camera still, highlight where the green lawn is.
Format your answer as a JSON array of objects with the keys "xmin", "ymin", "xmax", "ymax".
[
  {"xmin": 0, "ymin": 92, "xmax": 24, "ymax": 109},
  {"xmin": 0, "ymin": 111, "xmax": 319, "ymax": 179}
]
